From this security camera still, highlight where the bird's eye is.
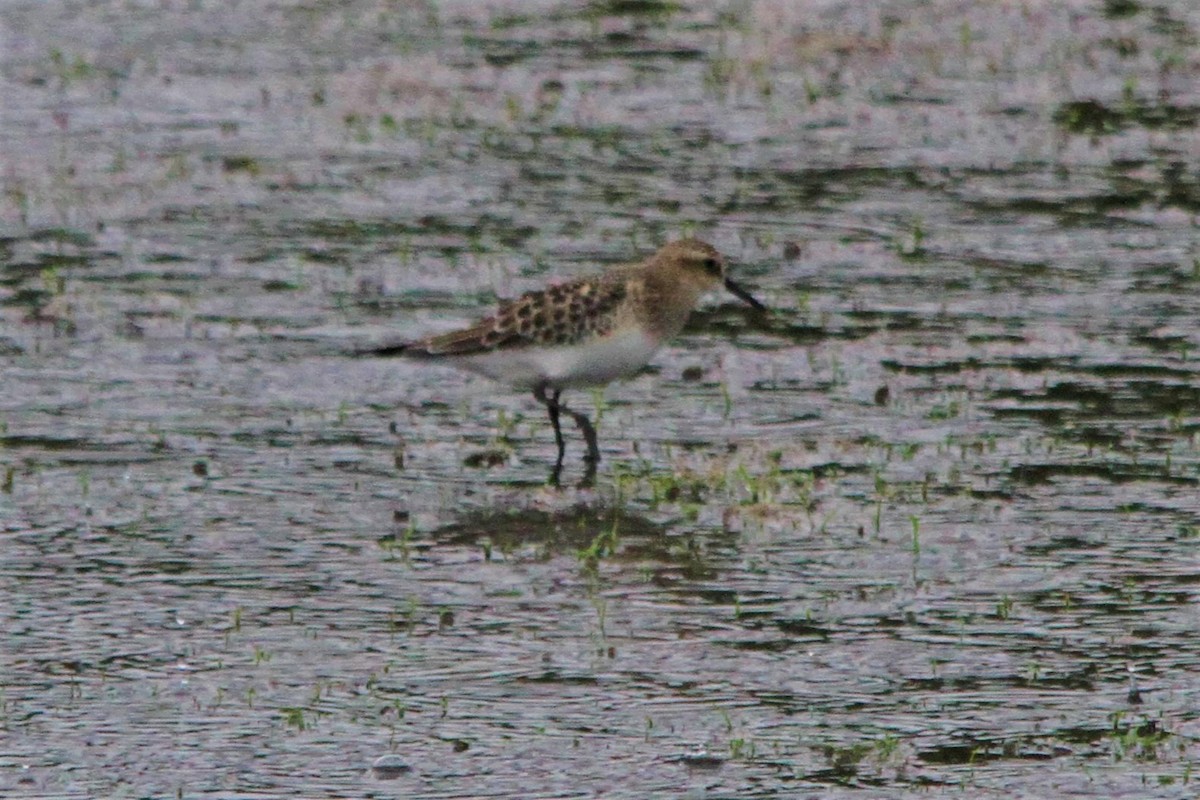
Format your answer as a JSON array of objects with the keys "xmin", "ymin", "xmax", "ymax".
[{"xmin": 702, "ymin": 257, "xmax": 721, "ymax": 275}]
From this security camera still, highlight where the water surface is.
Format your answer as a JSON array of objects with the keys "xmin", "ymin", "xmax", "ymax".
[{"xmin": 2, "ymin": 1, "xmax": 1199, "ymax": 797}]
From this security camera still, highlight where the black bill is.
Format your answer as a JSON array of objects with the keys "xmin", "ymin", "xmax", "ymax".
[{"xmin": 724, "ymin": 277, "xmax": 766, "ymax": 311}]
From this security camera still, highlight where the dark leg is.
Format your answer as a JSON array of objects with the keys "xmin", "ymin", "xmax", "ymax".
[
  {"xmin": 561, "ymin": 404, "xmax": 600, "ymax": 465},
  {"xmin": 533, "ymin": 385, "xmax": 567, "ymax": 482},
  {"xmin": 562, "ymin": 401, "xmax": 599, "ymax": 487}
]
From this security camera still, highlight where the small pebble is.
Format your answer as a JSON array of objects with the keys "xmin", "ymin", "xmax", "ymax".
[{"xmin": 371, "ymin": 754, "xmax": 411, "ymax": 779}]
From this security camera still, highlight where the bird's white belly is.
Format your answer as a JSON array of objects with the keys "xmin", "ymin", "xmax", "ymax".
[{"xmin": 458, "ymin": 328, "xmax": 662, "ymax": 390}]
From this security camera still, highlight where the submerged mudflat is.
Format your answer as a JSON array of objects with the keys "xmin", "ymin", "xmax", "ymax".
[{"xmin": 2, "ymin": 1, "xmax": 1199, "ymax": 797}]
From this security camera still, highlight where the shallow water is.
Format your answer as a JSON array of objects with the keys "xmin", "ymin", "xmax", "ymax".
[{"xmin": 2, "ymin": 1, "xmax": 1200, "ymax": 797}]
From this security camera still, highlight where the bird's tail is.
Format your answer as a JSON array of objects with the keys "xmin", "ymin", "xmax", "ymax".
[{"xmin": 354, "ymin": 342, "xmax": 411, "ymax": 358}]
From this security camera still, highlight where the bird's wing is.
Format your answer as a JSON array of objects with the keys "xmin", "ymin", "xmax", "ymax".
[{"xmin": 402, "ymin": 273, "xmax": 629, "ymax": 357}]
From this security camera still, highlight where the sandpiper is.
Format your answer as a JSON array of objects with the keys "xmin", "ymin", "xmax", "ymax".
[{"xmin": 368, "ymin": 239, "xmax": 765, "ymax": 480}]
